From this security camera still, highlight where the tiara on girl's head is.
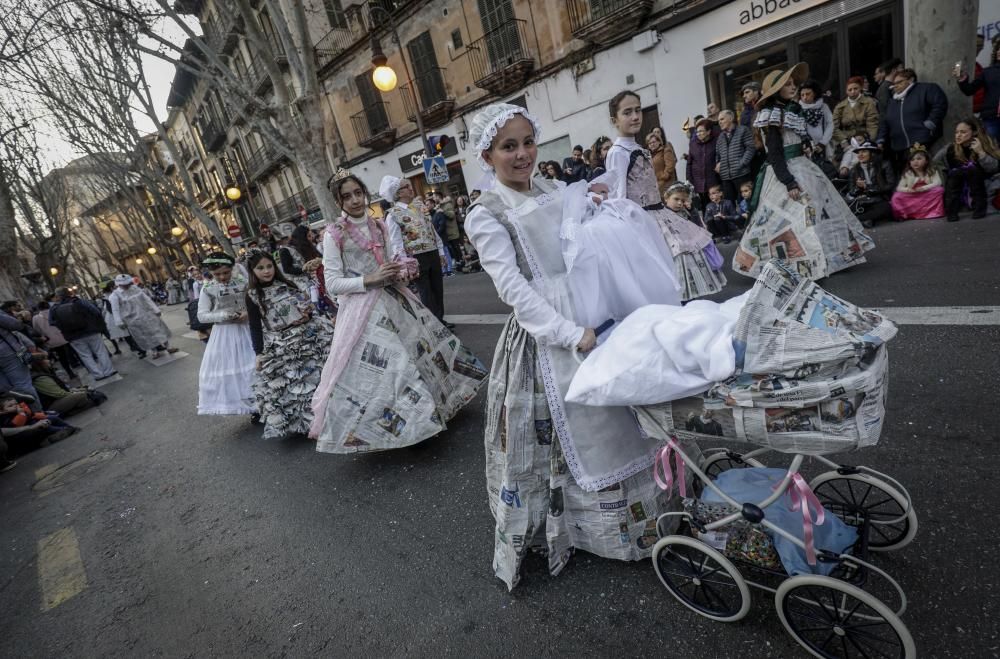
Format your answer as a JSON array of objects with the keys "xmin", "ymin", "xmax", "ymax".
[
  {"xmin": 909, "ymin": 143, "xmax": 928, "ymax": 155},
  {"xmin": 326, "ymin": 167, "xmax": 353, "ymax": 188},
  {"xmin": 244, "ymin": 246, "xmax": 271, "ymax": 261}
]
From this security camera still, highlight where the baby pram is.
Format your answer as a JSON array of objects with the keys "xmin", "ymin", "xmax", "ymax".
[{"xmin": 632, "ymin": 262, "xmax": 916, "ymax": 658}]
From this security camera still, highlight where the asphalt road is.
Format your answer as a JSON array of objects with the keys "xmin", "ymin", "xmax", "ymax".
[{"xmin": 1, "ymin": 216, "xmax": 999, "ymax": 657}]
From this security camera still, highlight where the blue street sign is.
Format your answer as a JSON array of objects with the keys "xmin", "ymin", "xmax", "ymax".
[{"xmin": 423, "ymin": 155, "xmax": 449, "ymax": 184}]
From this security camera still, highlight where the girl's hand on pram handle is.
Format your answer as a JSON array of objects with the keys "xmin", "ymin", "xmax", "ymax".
[{"xmin": 576, "ymin": 328, "xmax": 597, "ymax": 353}]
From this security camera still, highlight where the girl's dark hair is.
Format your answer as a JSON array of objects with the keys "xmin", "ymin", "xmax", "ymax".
[
  {"xmin": 244, "ymin": 250, "xmax": 297, "ymax": 316},
  {"xmin": 201, "ymin": 251, "xmax": 235, "ymax": 271},
  {"xmin": 329, "ymin": 174, "xmax": 369, "ymax": 205},
  {"xmin": 609, "ymin": 90, "xmax": 641, "ymax": 118},
  {"xmin": 590, "ymin": 136, "xmax": 611, "ymax": 168},
  {"xmin": 289, "ymin": 225, "xmax": 321, "ymax": 261},
  {"xmin": 800, "ymin": 79, "xmax": 823, "ymax": 96}
]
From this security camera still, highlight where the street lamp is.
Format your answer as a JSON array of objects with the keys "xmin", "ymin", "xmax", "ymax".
[
  {"xmin": 225, "ymin": 185, "xmax": 242, "ymax": 201},
  {"xmin": 147, "ymin": 246, "xmax": 157, "ymax": 255},
  {"xmin": 135, "ymin": 257, "xmax": 143, "ymax": 265},
  {"xmin": 170, "ymin": 226, "xmax": 185, "ymax": 237},
  {"xmin": 49, "ymin": 266, "xmax": 59, "ymax": 277},
  {"xmin": 368, "ymin": 7, "xmax": 432, "ymax": 160}
]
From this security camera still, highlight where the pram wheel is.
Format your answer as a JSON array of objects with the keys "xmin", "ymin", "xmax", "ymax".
[
  {"xmin": 810, "ymin": 472, "xmax": 917, "ymax": 552},
  {"xmin": 776, "ymin": 575, "xmax": 915, "ymax": 658},
  {"xmin": 700, "ymin": 450, "xmax": 765, "ymax": 479},
  {"xmin": 652, "ymin": 535, "xmax": 751, "ymax": 622}
]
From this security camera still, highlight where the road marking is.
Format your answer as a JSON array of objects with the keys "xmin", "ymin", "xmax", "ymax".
[
  {"xmin": 35, "ymin": 464, "xmax": 58, "ymax": 481},
  {"xmin": 37, "ymin": 528, "xmax": 87, "ymax": 611},
  {"xmin": 874, "ymin": 306, "xmax": 1000, "ymax": 325},
  {"xmin": 446, "ymin": 307, "xmax": 1000, "ymax": 326}
]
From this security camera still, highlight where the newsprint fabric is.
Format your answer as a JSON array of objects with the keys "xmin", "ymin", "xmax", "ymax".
[
  {"xmin": 733, "ymin": 128, "xmax": 874, "ymax": 280},
  {"xmin": 634, "ymin": 262, "xmax": 897, "ymax": 456},
  {"xmin": 314, "ymin": 285, "xmax": 486, "ymax": 453}
]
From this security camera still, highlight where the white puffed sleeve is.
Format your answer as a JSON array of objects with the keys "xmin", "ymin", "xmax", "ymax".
[
  {"xmin": 383, "ymin": 213, "xmax": 406, "ymax": 260},
  {"xmin": 604, "ymin": 144, "xmax": 631, "ymax": 199},
  {"xmin": 465, "ymin": 205, "xmax": 585, "ymax": 350},
  {"xmin": 322, "ymin": 231, "xmax": 366, "ymax": 296}
]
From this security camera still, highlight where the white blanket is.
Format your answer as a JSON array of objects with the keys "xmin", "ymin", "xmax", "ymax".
[{"xmin": 566, "ymin": 293, "xmax": 749, "ymax": 406}]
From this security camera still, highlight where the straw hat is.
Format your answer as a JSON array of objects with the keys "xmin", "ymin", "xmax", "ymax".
[{"xmin": 755, "ymin": 62, "xmax": 810, "ymax": 109}]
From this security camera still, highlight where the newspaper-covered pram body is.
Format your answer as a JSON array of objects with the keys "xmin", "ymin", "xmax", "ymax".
[{"xmin": 634, "ymin": 261, "xmax": 898, "ymax": 454}]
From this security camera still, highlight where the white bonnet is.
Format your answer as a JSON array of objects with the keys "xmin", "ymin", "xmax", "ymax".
[
  {"xmin": 114, "ymin": 274, "xmax": 134, "ymax": 286},
  {"xmin": 378, "ymin": 175, "xmax": 401, "ymax": 201},
  {"xmin": 469, "ymin": 103, "xmax": 542, "ymax": 172}
]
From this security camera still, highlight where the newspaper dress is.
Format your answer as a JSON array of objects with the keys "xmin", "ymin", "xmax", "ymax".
[
  {"xmin": 606, "ymin": 138, "xmax": 725, "ymax": 301},
  {"xmin": 101, "ymin": 295, "xmax": 129, "ymax": 341},
  {"xmin": 246, "ymin": 282, "xmax": 334, "ymax": 439},
  {"xmin": 466, "ymin": 177, "xmax": 674, "ymax": 590},
  {"xmin": 310, "ymin": 212, "xmax": 486, "ymax": 453},
  {"xmin": 733, "ymin": 105, "xmax": 874, "ymax": 280},
  {"xmin": 110, "ymin": 286, "xmax": 171, "ymax": 351},
  {"xmin": 196, "ymin": 275, "xmax": 256, "ymax": 415}
]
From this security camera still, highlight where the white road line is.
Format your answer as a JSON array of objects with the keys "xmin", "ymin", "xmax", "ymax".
[{"xmin": 446, "ymin": 307, "xmax": 1000, "ymax": 326}]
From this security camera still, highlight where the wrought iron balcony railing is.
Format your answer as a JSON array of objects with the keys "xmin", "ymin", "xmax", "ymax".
[
  {"xmin": 467, "ymin": 19, "xmax": 535, "ymax": 97},
  {"xmin": 399, "ymin": 66, "xmax": 455, "ymax": 129},
  {"xmin": 350, "ymin": 101, "xmax": 396, "ymax": 150},
  {"xmin": 566, "ymin": 0, "xmax": 655, "ymax": 45}
]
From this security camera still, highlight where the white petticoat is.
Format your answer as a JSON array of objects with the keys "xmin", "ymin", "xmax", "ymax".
[{"xmin": 198, "ymin": 323, "xmax": 257, "ymax": 415}]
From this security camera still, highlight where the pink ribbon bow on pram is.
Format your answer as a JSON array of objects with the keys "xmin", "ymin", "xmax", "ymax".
[
  {"xmin": 784, "ymin": 472, "xmax": 826, "ymax": 566},
  {"xmin": 653, "ymin": 437, "xmax": 687, "ymax": 498}
]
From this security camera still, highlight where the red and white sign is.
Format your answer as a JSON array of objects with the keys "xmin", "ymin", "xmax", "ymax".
[{"xmin": 227, "ymin": 224, "xmax": 242, "ymax": 238}]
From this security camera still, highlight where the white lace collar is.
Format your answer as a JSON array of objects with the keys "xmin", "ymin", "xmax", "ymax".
[{"xmin": 613, "ymin": 136, "xmax": 641, "ymax": 151}]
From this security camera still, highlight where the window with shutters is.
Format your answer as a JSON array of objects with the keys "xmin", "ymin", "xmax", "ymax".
[
  {"xmin": 477, "ymin": 0, "xmax": 518, "ymax": 65},
  {"xmin": 322, "ymin": 0, "xmax": 346, "ymax": 30},
  {"xmin": 354, "ymin": 72, "xmax": 390, "ymax": 134},
  {"xmin": 406, "ymin": 32, "xmax": 446, "ymax": 109}
]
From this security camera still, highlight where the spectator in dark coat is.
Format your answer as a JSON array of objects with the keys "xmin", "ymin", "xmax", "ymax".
[
  {"xmin": 49, "ymin": 287, "xmax": 116, "ymax": 381},
  {"xmin": 876, "ymin": 68, "xmax": 948, "ymax": 176},
  {"xmin": 956, "ymin": 39, "xmax": 1000, "ymax": 139},
  {"xmin": 714, "ymin": 109, "xmax": 757, "ymax": 202},
  {"xmin": 561, "ymin": 145, "xmax": 588, "ymax": 183},
  {"xmin": 686, "ymin": 118, "xmax": 721, "ymax": 207},
  {"xmin": 845, "ymin": 142, "xmax": 896, "ymax": 228}
]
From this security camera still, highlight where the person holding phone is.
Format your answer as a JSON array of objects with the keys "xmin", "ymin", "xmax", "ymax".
[
  {"xmin": 934, "ymin": 116, "xmax": 1000, "ymax": 221},
  {"xmin": 955, "ymin": 38, "xmax": 1000, "ymax": 140}
]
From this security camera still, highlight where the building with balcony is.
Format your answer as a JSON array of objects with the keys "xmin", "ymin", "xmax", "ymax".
[{"xmin": 164, "ymin": 0, "xmax": 938, "ymax": 221}]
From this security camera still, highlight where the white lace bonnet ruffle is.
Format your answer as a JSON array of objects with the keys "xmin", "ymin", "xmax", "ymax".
[
  {"xmin": 469, "ymin": 103, "xmax": 543, "ymax": 172},
  {"xmin": 114, "ymin": 274, "xmax": 134, "ymax": 286}
]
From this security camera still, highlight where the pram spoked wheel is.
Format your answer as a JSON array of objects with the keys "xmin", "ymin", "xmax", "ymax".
[
  {"xmin": 699, "ymin": 449, "xmax": 764, "ymax": 479},
  {"xmin": 776, "ymin": 575, "xmax": 916, "ymax": 658},
  {"xmin": 810, "ymin": 471, "xmax": 918, "ymax": 552},
  {"xmin": 652, "ymin": 535, "xmax": 751, "ymax": 622}
]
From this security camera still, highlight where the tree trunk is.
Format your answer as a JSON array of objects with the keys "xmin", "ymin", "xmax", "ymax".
[{"xmin": 0, "ymin": 177, "xmax": 27, "ymax": 300}]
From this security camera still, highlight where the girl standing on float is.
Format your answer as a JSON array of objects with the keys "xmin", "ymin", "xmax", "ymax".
[
  {"xmin": 244, "ymin": 249, "xmax": 334, "ymax": 439},
  {"xmin": 605, "ymin": 90, "xmax": 726, "ymax": 301},
  {"xmin": 464, "ymin": 103, "xmax": 685, "ymax": 590},
  {"xmin": 309, "ymin": 174, "xmax": 486, "ymax": 454},
  {"xmin": 196, "ymin": 253, "xmax": 257, "ymax": 419},
  {"xmin": 732, "ymin": 63, "xmax": 874, "ymax": 279}
]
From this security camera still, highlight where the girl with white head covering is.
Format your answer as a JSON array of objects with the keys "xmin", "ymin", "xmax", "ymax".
[
  {"xmin": 464, "ymin": 102, "xmax": 685, "ymax": 590},
  {"xmin": 308, "ymin": 172, "xmax": 486, "ymax": 453}
]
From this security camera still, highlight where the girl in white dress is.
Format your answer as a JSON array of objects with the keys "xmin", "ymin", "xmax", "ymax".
[
  {"xmin": 465, "ymin": 103, "xmax": 686, "ymax": 590},
  {"xmin": 196, "ymin": 253, "xmax": 257, "ymax": 418},
  {"xmin": 604, "ymin": 90, "xmax": 726, "ymax": 301}
]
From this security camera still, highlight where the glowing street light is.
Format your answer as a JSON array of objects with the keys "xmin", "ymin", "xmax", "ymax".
[
  {"xmin": 147, "ymin": 246, "xmax": 157, "ymax": 255},
  {"xmin": 49, "ymin": 266, "xmax": 59, "ymax": 276},
  {"xmin": 135, "ymin": 257, "xmax": 143, "ymax": 265},
  {"xmin": 170, "ymin": 226, "xmax": 185, "ymax": 237},
  {"xmin": 225, "ymin": 185, "xmax": 242, "ymax": 201}
]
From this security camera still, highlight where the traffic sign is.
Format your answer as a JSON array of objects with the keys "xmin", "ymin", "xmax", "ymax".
[
  {"xmin": 227, "ymin": 224, "xmax": 242, "ymax": 238},
  {"xmin": 423, "ymin": 155, "xmax": 449, "ymax": 184}
]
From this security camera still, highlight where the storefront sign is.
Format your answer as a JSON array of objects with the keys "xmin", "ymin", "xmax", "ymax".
[
  {"xmin": 711, "ymin": 0, "xmax": 828, "ymax": 45},
  {"xmin": 398, "ymin": 135, "xmax": 458, "ymax": 174}
]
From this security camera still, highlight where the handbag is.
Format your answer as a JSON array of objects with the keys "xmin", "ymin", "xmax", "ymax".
[{"xmin": 0, "ymin": 331, "xmax": 33, "ymax": 366}]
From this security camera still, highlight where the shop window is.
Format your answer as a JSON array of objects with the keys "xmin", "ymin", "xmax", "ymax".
[
  {"xmin": 846, "ymin": 11, "xmax": 895, "ymax": 88},
  {"xmin": 796, "ymin": 30, "xmax": 840, "ymax": 102},
  {"xmin": 710, "ymin": 44, "xmax": 788, "ymax": 115}
]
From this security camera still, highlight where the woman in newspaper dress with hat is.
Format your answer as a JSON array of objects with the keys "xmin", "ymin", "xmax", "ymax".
[
  {"xmin": 196, "ymin": 253, "xmax": 256, "ymax": 417},
  {"xmin": 464, "ymin": 103, "xmax": 686, "ymax": 590},
  {"xmin": 732, "ymin": 63, "xmax": 874, "ymax": 280},
  {"xmin": 309, "ymin": 173, "xmax": 486, "ymax": 453}
]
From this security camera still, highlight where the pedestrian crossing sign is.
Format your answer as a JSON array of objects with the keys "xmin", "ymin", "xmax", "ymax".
[{"xmin": 424, "ymin": 155, "xmax": 450, "ymax": 184}]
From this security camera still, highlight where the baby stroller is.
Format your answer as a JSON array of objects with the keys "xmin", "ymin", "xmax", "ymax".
[{"xmin": 632, "ymin": 262, "xmax": 916, "ymax": 658}]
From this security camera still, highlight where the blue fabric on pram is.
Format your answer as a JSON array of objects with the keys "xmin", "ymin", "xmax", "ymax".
[{"xmin": 702, "ymin": 467, "xmax": 858, "ymax": 576}]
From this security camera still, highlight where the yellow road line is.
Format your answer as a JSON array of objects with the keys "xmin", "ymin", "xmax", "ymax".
[
  {"xmin": 34, "ymin": 464, "xmax": 58, "ymax": 480},
  {"xmin": 37, "ymin": 528, "xmax": 87, "ymax": 611}
]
